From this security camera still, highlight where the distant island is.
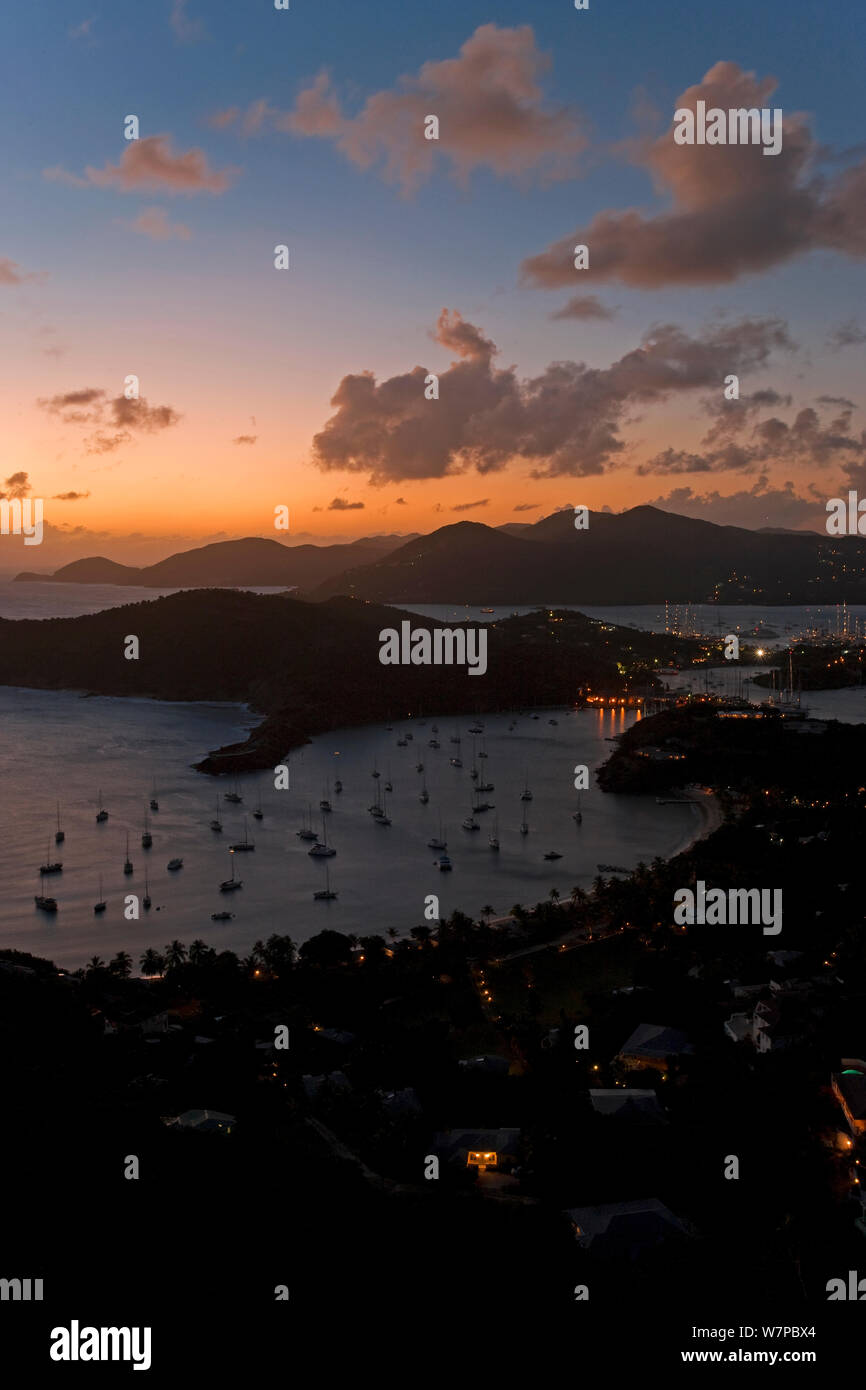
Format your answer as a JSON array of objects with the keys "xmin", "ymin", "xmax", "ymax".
[
  {"xmin": 0, "ymin": 590, "xmax": 705, "ymax": 773},
  {"xmin": 16, "ymin": 506, "xmax": 866, "ymax": 605}
]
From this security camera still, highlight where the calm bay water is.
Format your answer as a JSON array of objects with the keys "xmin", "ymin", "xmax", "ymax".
[{"xmin": 1, "ymin": 689, "xmax": 703, "ymax": 970}]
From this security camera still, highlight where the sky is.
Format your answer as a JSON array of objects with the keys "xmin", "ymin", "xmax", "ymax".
[{"xmin": 2, "ymin": 0, "xmax": 866, "ymax": 566}]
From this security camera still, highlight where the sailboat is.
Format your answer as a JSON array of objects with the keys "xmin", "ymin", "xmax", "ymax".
[
  {"xmin": 167, "ymin": 857, "xmax": 184, "ymax": 870},
  {"xmin": 150, "ymin": 778, "xmax": 159, "ymax": 812},
  {"xmin": 419, "ymin": 775, "xmax": 429, "ymax": 804},
  {"xmin": 35, "ymin": 871, "xmax": 58, "ymax": 912},
  {"xmin": 142, "ymin": 808, "xmax": 153, "ymax": 848},
  {"xmin": 39, "ymin": 840, "xmax": 63, "ymax": 874},
  {"xmin": 253, "ymin": 790, "xmax": 264, "ymax": 821},
  {"xmin": 211, "ymin": 910, "xmax": 234, "ymax": 921},
  {"xmin": 224, "ymin": 781, "xmax": 242, "ymax": 804},
  {"xmin": 334, "ymin": 778, "xmax": 343, "ymax": 794},
  {"xmin": 488, "ymin": 818, "xmax": 500, "ymax": 851},
  {"xmin": 220, "ymin": 857, "xmax": 243, "ymax": 892},
  {"xmin": 478, "ymin": 737, "xmax": 488, "ymax": 760},
  {"xmin": 313, "ymin": 863, "xmax": 338, "ymax": 900},
  {"xmin": 210, "ymin": 797, "xmax": 223, "ymax": 833},
  {"xmin": 123, "ymin": 834, "xmax": 133, "ymax": 875},
  {"xmin": 520, "ymin": 773, "xmax": 533, "ymax": 802},
  {"xmin": 572, "ymin": 791, "xmax": 583, "ymax": 824},
  {"xmin": 371, "ymin": 760, "xmax": 381, "ymax": 779},
  {"xmin": 309, "ymin": 815, "xmax": 337, "ymax": 857},
  {"xmin": 296, "ymin": 804, "xmax": 319, "ymax": 840},
  {"xmin": 96, "ymin": 789, "xmax": 109, "ymax": 823},
  {"xmin": 143, "ymin": 872, "xmax": 151, "ymax": 911},
  {"xmin": 520, "ymin": 810, "xmax": 529, "ymax": 836},
  {"xmin": 544, "ymin": 850, "xmax": 563, "ymax": 860},
  {"xmin": 229, "ymin": 816, "xmax": 255, "ymax": 852},
  {"xmin": 462, "ymin": 807, "xmax": 480, "ymax": 831},
  {"xmin": 320, "ymin": 780, "xmax": 332, "ymax": 813},
  {"xmin": 94, "ymin": 875, "xmax": 106, "ymax": 914},
  {"xmin": 435, "ymin": 851, "xmax": 453, "ymax": 871},
  {"xmin": 376, "ymin": 788, "xmax": 392, "ymax": 826},
  {"xmin": 450, "ymin": 729, "xmax": 461, "ymax": 745},
  {"xmin": 428, "ymin": 819, "xmax": 447, "ymax": 851},
  {"xmin": 55, "ymin": 801, "xmax": 65, "ymax": 845}
]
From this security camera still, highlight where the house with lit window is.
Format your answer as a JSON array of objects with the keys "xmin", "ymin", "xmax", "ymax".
[{"xmin": 432, "ymin": 1128, "xmax": 521, "ymax": 1172}]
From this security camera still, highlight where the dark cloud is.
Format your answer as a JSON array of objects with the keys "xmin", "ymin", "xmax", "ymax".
[
  {"xmin": 39, "ymin": 388, "xmax": 181, "ymax": 453},
  {"xmin": 551, "ymin": 295, "xmax": 616, "ymax": 321},
  {"xmin": 394, "ymin": 496, "xmax": 407, "ymax": 505},
  {"xmin": 522, "ymin": 61, "xmax": 866, "ymax": 290},
  {"xmin": 279, "ymin": 24, "xmax": 586, "ymax": 193},
  {"xmin": 312, "ymin": 308, "xmax": 793, "ymax": 482},
  {"xmin": 451, "ymin": 498, "xmax": 489, "ymax": 511},
  {"xmin": 327, "ymin": 497, "xmax": 365, "ymax": 511},
  {"xmin": 827, "ymin": 319, "xmax": 866, "ymax": 349},
  {"xmin": 232, "ymin": 434, "xmax": 258, "ymax": 445},
  {"xmin": 513, "ymin": 502, "xmax": 539, "ymax": 511},
  {"xmin": 0, "ymin": 471, "xmax": 31, "ymax": 499},
  {"xmin": 646, "ymin": 478, "xmax": 823, "ymax": 530},
  {"xmin": 52, "ymin": 490, "xmax": 91, "ymax": 501}
]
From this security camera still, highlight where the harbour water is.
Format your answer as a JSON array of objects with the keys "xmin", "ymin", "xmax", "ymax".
[{"xmin": 1, "ymin": 688, "xmax": 704, "ymax": 970}]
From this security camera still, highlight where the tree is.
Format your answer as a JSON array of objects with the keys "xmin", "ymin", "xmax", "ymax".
[
  {"xmin": 86, "ymin": 956, "xmax": 105, "ymax": 975},
  {"xmin": 108, "ymin": 950, "xmax": 133, "ymax": 978},
  {"xmin": 188, "ymin": 939, "xmax": 214, "ymax": 967},
  {"xmin": 410, "ymin": 925, "xmax": 433, "ymax": 946},
  {"xmin": 549, "ymin": 888, "xmax": 561, "ymax": 904},
  {"xmin": 140, "ymin": 948, "xmax": 165, "ymax": 977},
  {"xmin": 386, "ymin": 927, "xmax": 400, "ymax": 943},
  {"xmin": 298, "ymin": 930, "xmax": 354, "ymax": 969},
  {"xmin": 263, "ymin": 934, "xmax": 294, "ymax": 972},
  {"xmin": 164, "ymin": 940, "xmax": 187, "ymax": 971},
  {"xmin": 481, "ymin": 904, "xmax": 495, "ymax": 923}
]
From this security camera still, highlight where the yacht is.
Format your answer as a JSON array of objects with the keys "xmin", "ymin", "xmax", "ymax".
[
  {"xmin": 435, "ymin": 852, "xmax": 453, "ymax": 872},
  {"xmin": 150, "ymin": 778, "xmax": 160, "ymax": 811},
  {"xmin": 320, "ymin": 781, "xmax": 332, "ymax": 813},
  {"xmin": 167, "ymin": 858, "xmax": 183, "ymax": 871},
  {"xmin": 220, "ymin": 858, "xmax": 243, "ymax": 892},
  {"xmin": 469, "ymin": 724, "xmax": 483, "ymax": 734},
  {"xmin": 308, "ymin": 817, "xmax": 336, "ymax": 857},
  {"xmin": 376, "ymin": 790, "xmax": 392, "ymax": 826},
  {"xmin": 334, "ymin": 779, "xmax": 343, "ymax": 794},
  {"xmin": 520, "ymin": 775, "xmax": 533, "ymax": 802},
  {"xmin": 450, "ymin": 731, "xmax": 461, "ymax": 745},
  {"xmin": 520, "ymin": 812, "xmax": 529, "ymax": 836},
  {"xmin": 229, "ymin": 818, "xmax": 255, "ymax": 852},
  {"xmin": 143, "ymin": 872, "xmax": 151, "ymax": 911},
  {"xmin": 296, "ymin": 804, "xmax": 319, "ymax": 840},
  {"xmin": 123, "ymin": 834, "xmax": 133, "ymax": 875},
  {"xmin": 211, "ymin": 911, "xmax": 234, "ymax": 921},
  {"xmin": 415, "ymin": 762, "xmax": 424, "ymax": 774},
  {"xmin": 573, "ymin": 792, "xmax": 583, "ymax": 825},
  {"xmin": 544, "ymin": 850, "xmax": 563, "ymax": 860},
  {"xmin": 35, "ymin": 893, "xmax": 58, "ymax": 913},
  {"xmin": 94, "ymin": 874, "xmax": 106, "ymax": 914},
  {"xmin": 419, "ymin": 778, "xmax": 429, "ymax": 805},
  {"xmin": 396, "ymin": 738, "xmax": 408, "ymax": 747},
  {"xmin": 210, "ymin": 797, "xmax": 223, "ymax": 833},
  {"xmin": 313, "ymin": 864, "xmax": 338, "ymax": 900},
  {"xmin": 224, "ymin": 782, "xmax": 242, "ymax": 804},
  {"xmin": 253, "ymin": 792, "xmax": 264, "ymax": 821},
  {"xmin": 428, "ymin": 820, "xmax": 447, "ymax": 850},
  {"xmin": 55, "ymin": 802, "xmax": 65, "ymax": 845},
  {"xmin": 39, "ymin": 840, "xmax": 63, "ymax": 874},
  {"xmin": 142, "ymin": 809, "xmax": 153, "ymax": 848},
  {"xmin": 450, "ymin": 757, "xmax": 463, "ymax": 769},
  {"xmin": 473, "ymin": 799, "xmax": 494, "ymax": 813},
  {"xmin": 462, "ymin": 815, "xmax": 480, "ymax": 831},
  {"xmin": 488, "ymin": 818, "xmax": 500, "ymax": 851},
  {"xmin": 96, "ymin": 789, "xmax": 109, "ymax": 823},
  {"xmin": 428, "ymin": 738, "xmax": 440, "ymax": 749}
]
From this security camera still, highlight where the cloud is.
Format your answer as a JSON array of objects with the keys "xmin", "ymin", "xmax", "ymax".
[
  {"xmin": 170, "ymin": 0, "xmax": 205, "ymax": 42},
  {"xmin": 69, "ymin": 16, "xmax": 95, "ymax": 39},
  {"xmin": 46, "ymin": 135, "xmax": 234, "ymax": 195},
  {"xmin": 52, "ymin": 490, "xmax": 91, "ymax": 501},
  {"xmin": 828, "ymin": 318, "xmax": 866, "ymax": 349},
  {"xmin": 210, "ymin": 99, "xmax": 276, "ymax": 136},
  {"xmin": 451, "ymin": 498, "xmax": 489, "ymax": 511},
  {"xmin": 0, "ymin": 471, "xmax": 31, "ymax": 499},
  {"xmin": 637, "ymin": 394, "xmax": 865, "ymax": 476},
  {"xmin": 394, "ymin": 496, "xmax": 407, "ymax": 505},
  {"xmin": 39, "ymin": 388, "xmax": 182, "ymax": 451},
  {"xmin": 0, "ymin": 256, "xmax": 43, "ymax": 286},
  {"xmin": 646, "ymin": 478, "xmax": 823, "ymax": 530},
  {"xmin": 327, "ymin": 497, "xmax": 365, "ymax": 510},
  {"xmin": 280, "ymin": 24, "xmax": 586, "ymax": 193},
  {"xmin": 551, "ymin": 295, "xmax": 616, "ymax": 321},
  {"xmin": 312, "ymin": 308, "xmax": 793, "ymax": 482},
  {"xmin": 127, "ymin": 206, "xmax": 192, "ymax": 240},
  {"xmin": 522, "ymin": 60, "xmax": 866, "ymax": 290},
  {"xmin": 232, "ymin": 435, "xmax": 257, "ymax": 445},
  {"xmin": 513, "ymin": 502, "xmax": 539, "ymax": 511}
]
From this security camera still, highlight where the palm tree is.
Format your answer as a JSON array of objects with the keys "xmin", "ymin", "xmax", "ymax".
[
  {"xmin": 188, "ymin": 939, "xmax": 211, "ymax": 967},
  {"xmin": 386, "ymin": 927, "xmax": 400, "ymax": 943},
  {"xmin": 108, "ymin": 950, "xmax": 133, "ymax": 978},
  {"xmin": 549, "ymin": 888, "xmax": 561, "ymax": 904},
  {"xmin": 481, "ymin": 904, "xmax": 495, "ymax": 923},
  {"xmin": 86, "ymin": 955, "xmax": 105, "ymax": 975},
  {"xmin": 139, "ymin": 948, "xmax": 165, "ymax": 976},
  {"xmin": 164, "ymin": 940, "xmax": 187, "ymax": 971}
]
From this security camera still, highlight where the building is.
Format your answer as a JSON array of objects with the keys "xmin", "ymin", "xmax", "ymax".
[
  {"xmin": 432, "ymin": 1128, "xmax": 521, "ymax": 1172},
  {"xmin": 832, "ymin": 1061, "xmax": 866, "ymax": 1137},
  {"xmin": 616, "ymin": 1023, "xmax": 694, "ymax": 1073},
  {"xmin": 564, "ymin": 1198, "xmax": 693, "ymax": 1257},
  {"xmin": 589, "ymin": 1090, "xmax": 667, "ymax": 1124}
]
